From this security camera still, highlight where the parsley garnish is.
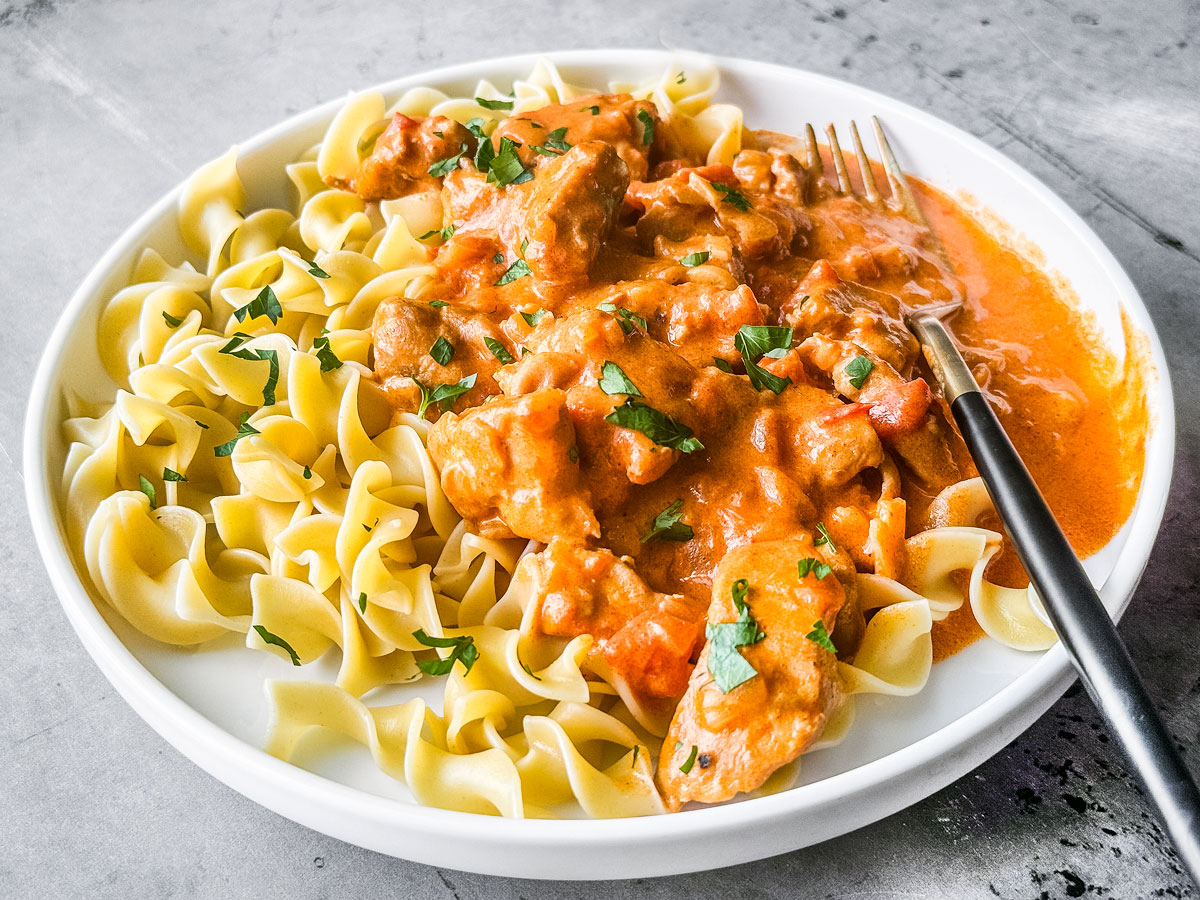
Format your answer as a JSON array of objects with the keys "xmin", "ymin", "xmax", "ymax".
[
  {"xmin": 486, "ymin": 137, "xmax": 533, "ymax": 186},
  {"xmin": 496, "ymin": 257, "xmax": 532, "ymax": 285},
  {"xmin": 598, "ymin": 361, "xmax": 642, "ymax": 396},
  {"xmin": 846, "ymin": 354, "xmax": 875, "ymax": 390},
  {"xmin": 679, "ymin": 744, "xmax": 699, "ymax": 774},
  {"xmin": 484, "ymin": 336, "xmax": 515, "ymax": 364},
  {"xmin": 258, "ymin": 348, "xmax": 279, "ymax": 405},
  {"xmin": 637, "ymin": 108, "xmax": 655, "ymax": 146},
  {"xmin": 676, "ymin": 71, "xmax": 686, "ymax": 84},
  {"xmin": 797, "ymin": 557, "xmax": 832, "ymax": 580},
  {"xmin": 161, "ymin": 311, "xmax": 182, "ymax": 328},
  {"xmin": 312, "ymin": 335, "xmax": 343, "ymax": 372},
  {"xmin": 567, "ymin": 445, "xmax": 579, "ymax": 463},
  {"xmin": 531, "ymin": 126, "xmax": 571, "ymax": 156},
  {"xmin": 302, "ymin": 466, "xmax": 312, "ymax": 480},
  {"xmin": 429, "ymin": 300, "xmax": 448, "ymax": 308},
  {"xmin": 519, "ymin": 660, "xmax": 542, "ymax": 681},
  {"xmin": 214, "ymin": 412, "xmax": 260, "ymax": 457},
  {"xmin": 428, "ymin": 142, "xmax": 468, "ymax": 177},
  {"xmin": 806, "ymin": 620, "xmax": 837, "ymax": 653},
  {"xmin": 520, "ymin": 309, "xmax": 548, "ymax": 328},
  {"xmin": 363, "ymin": 518, "xmax": 378, "ymax": 533},
  {"xmin": 581, "ymin": 105, "xmax": 600, "ymax": 115},
  {"xmin": 713, "ymin": 357, "xmax": 733, "ymax": 373},
  {"xmin": 413, "ymin": 628, "xmax": 479, "ymax": 675},
  {"xmin": 475, "ymin": 95, "xmax": 514, "ymax": 110},
  {"xmin": 734, "ymin": 325, "xmax": 793, "ymax": 394},
  {"xmin": 358, "ymin": 592, "xmax": 367, "ymax": 613},
  {"xmin": 641, "ymin": 499, "xmax": 693, "ymax": 543},
  {"xmin": 253, "ymin": 624, "xmax": 300, "ymax": 666},
  {"xmin": 138, "ymin": 474, "xmax": 157, "ymax": 510},
  {"xmin": 418, "ymin": 223, "xmax": 457, "ymax": 242},
  {"xmin": 429, "ymin": 336, "xmax": 455, "ymax": 366},
  {"xmin": 234, "ymin": 285, "xmax": 283, "ymax": 325},
  {"xmin": 679, "ymin": 251, "xmax": 710, "ymax": 266},
  {"xmin": 218, "ymin": 332, "xmax": 257, "ymax": 360},
  {"xmin": 416, "ymin": 373, "xmax": 477, "ymax": 418},
  {"xmin": 162, "ymin": 467, "xmax": 187, "ymax": 483},
  {"xmin": 597, "ymin": 302, "xmax": 647, "ymax": 335},
  {"xmin": 713, "ymin": 182, "xmax": 752, "ymax": 211},
  {"xmin": 307, "ymin": 260, "xmax": 330, "ymax": 279},
  {"xmin": 605, "ymin": 399, "xmax": 703, "ymax": 453},
  {"xmin": 705, "ymin": 579, "xmax": 766, "ymax": 692},
  {"xmin": 194, "ymin": 420, "xmax": 209, "ymax": 429},
  {"xmin": 814, "ymin": 522, "xmax": 835, "ymax": 549}
]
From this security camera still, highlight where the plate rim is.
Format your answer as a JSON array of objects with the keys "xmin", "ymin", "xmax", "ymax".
[{"xmin": 23, "ymin": 47, "xmax": 1176, "ymax": 877}]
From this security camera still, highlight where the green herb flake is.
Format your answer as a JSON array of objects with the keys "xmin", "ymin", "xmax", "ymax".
[
  {"xmin": 846, "ymin": 354, "xmax": 875, "ymax": 390},
  {"xmin": 604, "ymin": 399, "xmax": 703, "ymax": 453},
  {"xmin": 814, "ymin": 522, "xmax": 835, "ymax": 550},
  {"xmin": 484, "ymin": 336, "xmax": 515, "ymax": 364},
  {"xmin": 428, "ymin": 142, "xmax": 469, "ymax": 177},
  {"xmin": 519, "ymin": 660, "xmax": 542, "ymax": 681},
  {"xmin": 418, "ymin": 229, "xmax": 438, "ymax": 240},
  {"xmin": 676, "ymin": 71, "xmax": 686, "ymax": 84},
  {"xmin": 429, "ymin": 336, "xmax": 455, "ymax": 366},
  {"xmin": 475, "ymin": 95, "xmax": 514, "ymax": 110},
  {"xmin": 705, "ymin": 578, "xmax": 767, "ymax": 692},
  {"xmin": 465, "ymin": 117, "xmax": 487, "ymax": 139},
  {"xmin": 312, "ymin": 335, "xmax": 343, "ymax": 372},
  {"xmin": 641, "ymin": 499, "xmax": 694, "ymax": 543},
  {"xmin": 806, "ymin": 620, "xmax": 837, "ymax": 654},
  {"xmin": 161, "ymin": 311, "xmax": 183, "ymax": 328},
  {"xmin": 218, "ymin": 331, "xmax": 257, "ymax": 360},
  {"xmin": 413, "ymin": 628, "xmax": 479, "ymax": 675},
  {"xmin": 137, "ymin": 474, "xmax": 157, "ymax": 510},
  {"xmin": 307, "ymin": 261, "xmax": 331, "ymax": 279},
  {"xmin": 487, "ymin": 136, "xmax": 533, "ymax": 186},
  {"xmin": 581, "ymin": 105, "xmax": 600, "ymax": 115},
  {"xmin": 429, "ymin": 300, "xmax": 448, "ymax": 308},
  {"xmin": 713, "ymin": 181, "xmax": 752, "ymax": 211},
  {"xmin": 416, "ymin": 373, "xmax": 477, "ymax": 419},
  {"xmin": 679, "ymin": 251, "xmax": 710, "ymax": 266},
  {"xmin": 597, "ymin": 302, "xmax": 647, "ymax": 335},
  {"xmin": 734, "ymin": 325, "xmax": 793, "ymax": 395},
  {"xmin": 162, "ymin": 467, "xmax": 187, "ymax": 483},
  {"xmin": 713, "ymin": 357, "xmax": 733, "ymax": 373},
  {"xmin": 679, "ymin": 744, "xmax": 699, "ymax": 774},
  {"xmin": 358, "ymin": 592, "xmax": 367, "ymax": 613},
  {"xmin": 567, "ymin": 445, "xmax": 579, "ymax": 463},
  {"xmin": 520, "ymin": 309, "xmax": 548, "ymax": 328},
  {"xmin": 637, "ymin": 108, "xmax": 655, "ymax": 146},
  {"xmin": 363, "ymin": 517, "xmax": 378, "ymax": 533},
  {"xmin": 496, "ymin": 257, "xmax": 532, "ymax": 285},
  {"xmin": 631, "ymin": 745, "xmax": 640, "ymax": 764},
  {"xmin": 303, "ymin": 465, "xmax": 312, "ymax": 480},
  {"xmin": 213, "ymin": 412, "xmax": 260, "ymax": 457},
  {"xmin": 234, "ymin": 285, "xmax": 283, "ymax": 325},
  {"xmin": 256, "ymin": 348, "xmax": 279, "ymax": 406},
  {"xmin": 194, "ymin": 420, "xmax": 210, "ymax": 430},
  {"xmin": 253, "ymin": 624, "xmax": 301, "ymax": 666},
  {"xmin": 597, "ymin": 360, "xmax": 643, "ymax": 397},
  {"xmin": 797, "ymin": 557, "xmax": 832, "ymax": 580}
]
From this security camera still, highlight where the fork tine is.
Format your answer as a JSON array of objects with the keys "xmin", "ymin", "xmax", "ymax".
[
  {"xmin": 871, "ymin": 116, "xmax": 927, "ymax": 225},
  {"xmin": 804, "ymin": 123, "xmax": 823, "ymax": 176},
  {"xmin": 825, "ymin": 124, "xmax": 852, "ymax": 195},
  {"xmin": 849, "ymin": 120, "xmax": 882, "ymax": 206}
]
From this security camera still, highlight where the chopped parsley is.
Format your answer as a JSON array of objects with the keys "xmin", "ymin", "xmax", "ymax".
[
  {"xmin": 567, "ymin": 445, "xmax": 579, "ymax": 464},
  {"xmin": 358, "ymin": 592, "xmax": 367, "ymax": 613},
  {"xmin": 214, "ymin": 412, "xmax": 260, "ymax": 457},
  {"xmin": 637, "ymin": 108, "xmax": 655, "ymax": 146},
  {"xmin": 806, "ymin": 620, "xmax": 837, "ymax": 654},
  {"xmin": 484, "ymin": 336, "xmax": 515, "ymax": 364},
  {"xmin": 531, "ymin": 126, "xmax": 571, "ymax": 156},
  {"xmin": 253, "ymin": 624, "xmax": 300, "ymax": 666},
  {"xmin": 194, "ymin": 420, "xmax": 209, "ymax": 430},
  {"xmin": 495, "ymin": 257, "xmax": 532, "ymax": 285},
  {"xmin": 419, "ymin": 223, "xmax": 457, "ymax": 242},
  {"xmin": 429, "ymin": 300, "xmax": 448, "ymax": 308},
  {"xmin": 605, "ymin": 399, "xmax": 703, "ymax": 453},
  {"xmin": 312, "ymin": 335, "xmax": 343, "ymax": 372},
  {"xmin": 428, "ymin": 142, "xmax": 468, "ymax": 177},
  {"xmin": 257, "ymin": 348, "xmax": 279, "ymax": 405},
  {"xmin": 429, "ymin": 336, "xmax": 455, "ymax": 366},
  {"xmin": 485, "ymin": 136, "xmax": 533, "ymax": 186},
  {"xmin": 138, "ymin": 474, "xmax": 157, "ymax": 510},
  {"xmin": 520, "ymin": 309, "xmax": 548, "ymax": 328},
  {"xmin": 597, "ymin": 361, "xmax": 642, "ymax": 396},
  {"xmin": 814, "ymin": 522, "xmax": 834, "ymax": 549},
  {"xmin": 416, "ymin": 373, "xmax": 477, "ymax": 418},
  {"xmin": 597, "ymin": 302, "xmax": 647, "ymax": 335},
  {"xmin": 161, "ymin": 310, "xmax": 182, "ymax": 328},
  {"xmin": 162, "ymin": 467, "xmax": 187, "ymax": 483},
  {"xmin": 797, "ymin": 557, "xmax": 832, "ymax": 580},
  {"xmin": 307, "ymin": 260, "xmax": 330, "ymax": 279},
  {"xmin": 846, "ymin": 354, "xmax": 875, "ymax": 390},
  {"xmin": 713, "ymin": 182, "xmax": 752, "ymax": 212},
  {"xmin": 641, "ymin": 499, "xmax": 694, "ymax": 543},
  {"xmin": 362, "ymin": 518, "xmax": 377, "ymax": 533},
  {"xmin": 734, "ymin": 325, "xmax": 793, "ymax": 394},
  {"xmin": 412, "ymin": 628, "xmax": 479, "ymax": 675},
  {"xmin": 302, "ymin": 466, "xmax": 312, "ymax": 480},
  {"xmin": 679, "ymin": 251, "xmax": 710, "ymax": 266},
  {"xmin": 676, "ymin": 71, "xmax": 686, "ymax": 84},
  {"xmin": 218, "ymin": 331, "xmax": 257, "ymax": 360},
  {"xmin": 475, "ymin": 95, "xmax": 514, "ymax": 110},
  {"xmin": 581, "ymin": 105, "xmax": 600, "ymax": 115},
  {"xmin": 713, "ymin": 357, "xmax": 733, "ymax": 373},
  {"xmin": 705, "ymin": 578, "xmax": 766, "ymax": 692},
  {"xmin": 233, "ymin": 285, "xmax": 283, "ymax": 325},
  {"xmin": 679, "ymin": 744, "xmax": 699, "ymax": 774}
]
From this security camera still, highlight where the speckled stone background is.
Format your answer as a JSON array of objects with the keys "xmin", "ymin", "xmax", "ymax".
[{"xmin": 3, "ymin": 1, "xmax": 1199, "ymax": 897}]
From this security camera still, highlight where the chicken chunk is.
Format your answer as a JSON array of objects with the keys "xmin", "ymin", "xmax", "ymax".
[
  {"xmin": 337, "ymin": 113, "xmax": 476, "ymax": 201},
  {"xmin": 427, "ymin": 389, "xmax": 599, "ymax": 542},
  {"xmin": 656, "ymin": 536, "xmax": 850, "ymax": 810}
]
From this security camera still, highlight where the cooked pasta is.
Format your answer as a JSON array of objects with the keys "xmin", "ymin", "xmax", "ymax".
[{"xmin": 61, "ymin": 58, "xmax": 1142, "ymax": 817}]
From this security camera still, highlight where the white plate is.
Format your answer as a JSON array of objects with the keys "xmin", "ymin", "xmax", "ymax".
[{"xmin": 24, "ymin": 49, "xmax": 1174, "ymax": 879}]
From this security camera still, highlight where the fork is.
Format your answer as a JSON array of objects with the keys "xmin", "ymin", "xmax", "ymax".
[{"xmin": 812, "ymin": 118, "xmax": 1200, "ymax": 884}]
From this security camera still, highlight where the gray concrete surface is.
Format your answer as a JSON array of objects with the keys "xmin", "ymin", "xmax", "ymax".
[{"xmin": 3, "ymin": 0, "xmax": 1199, "ymax": 897}]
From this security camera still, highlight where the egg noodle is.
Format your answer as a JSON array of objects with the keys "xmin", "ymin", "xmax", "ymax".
[{"xmin": 61, "ymin": 59, "xmax": 1054, "ymax": 818}]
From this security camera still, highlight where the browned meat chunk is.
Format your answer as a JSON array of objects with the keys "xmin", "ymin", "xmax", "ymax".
[
  {"xmin": 427, "ymin": 389, "xmax": 599, "ymax": 542},
  {"xmin": 657, "ymin": 536, "xmax": 850, "ymax": 810},
  {"xmin": 338, "ymin": 114, "xmax": 476, "ymax": 201}
]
